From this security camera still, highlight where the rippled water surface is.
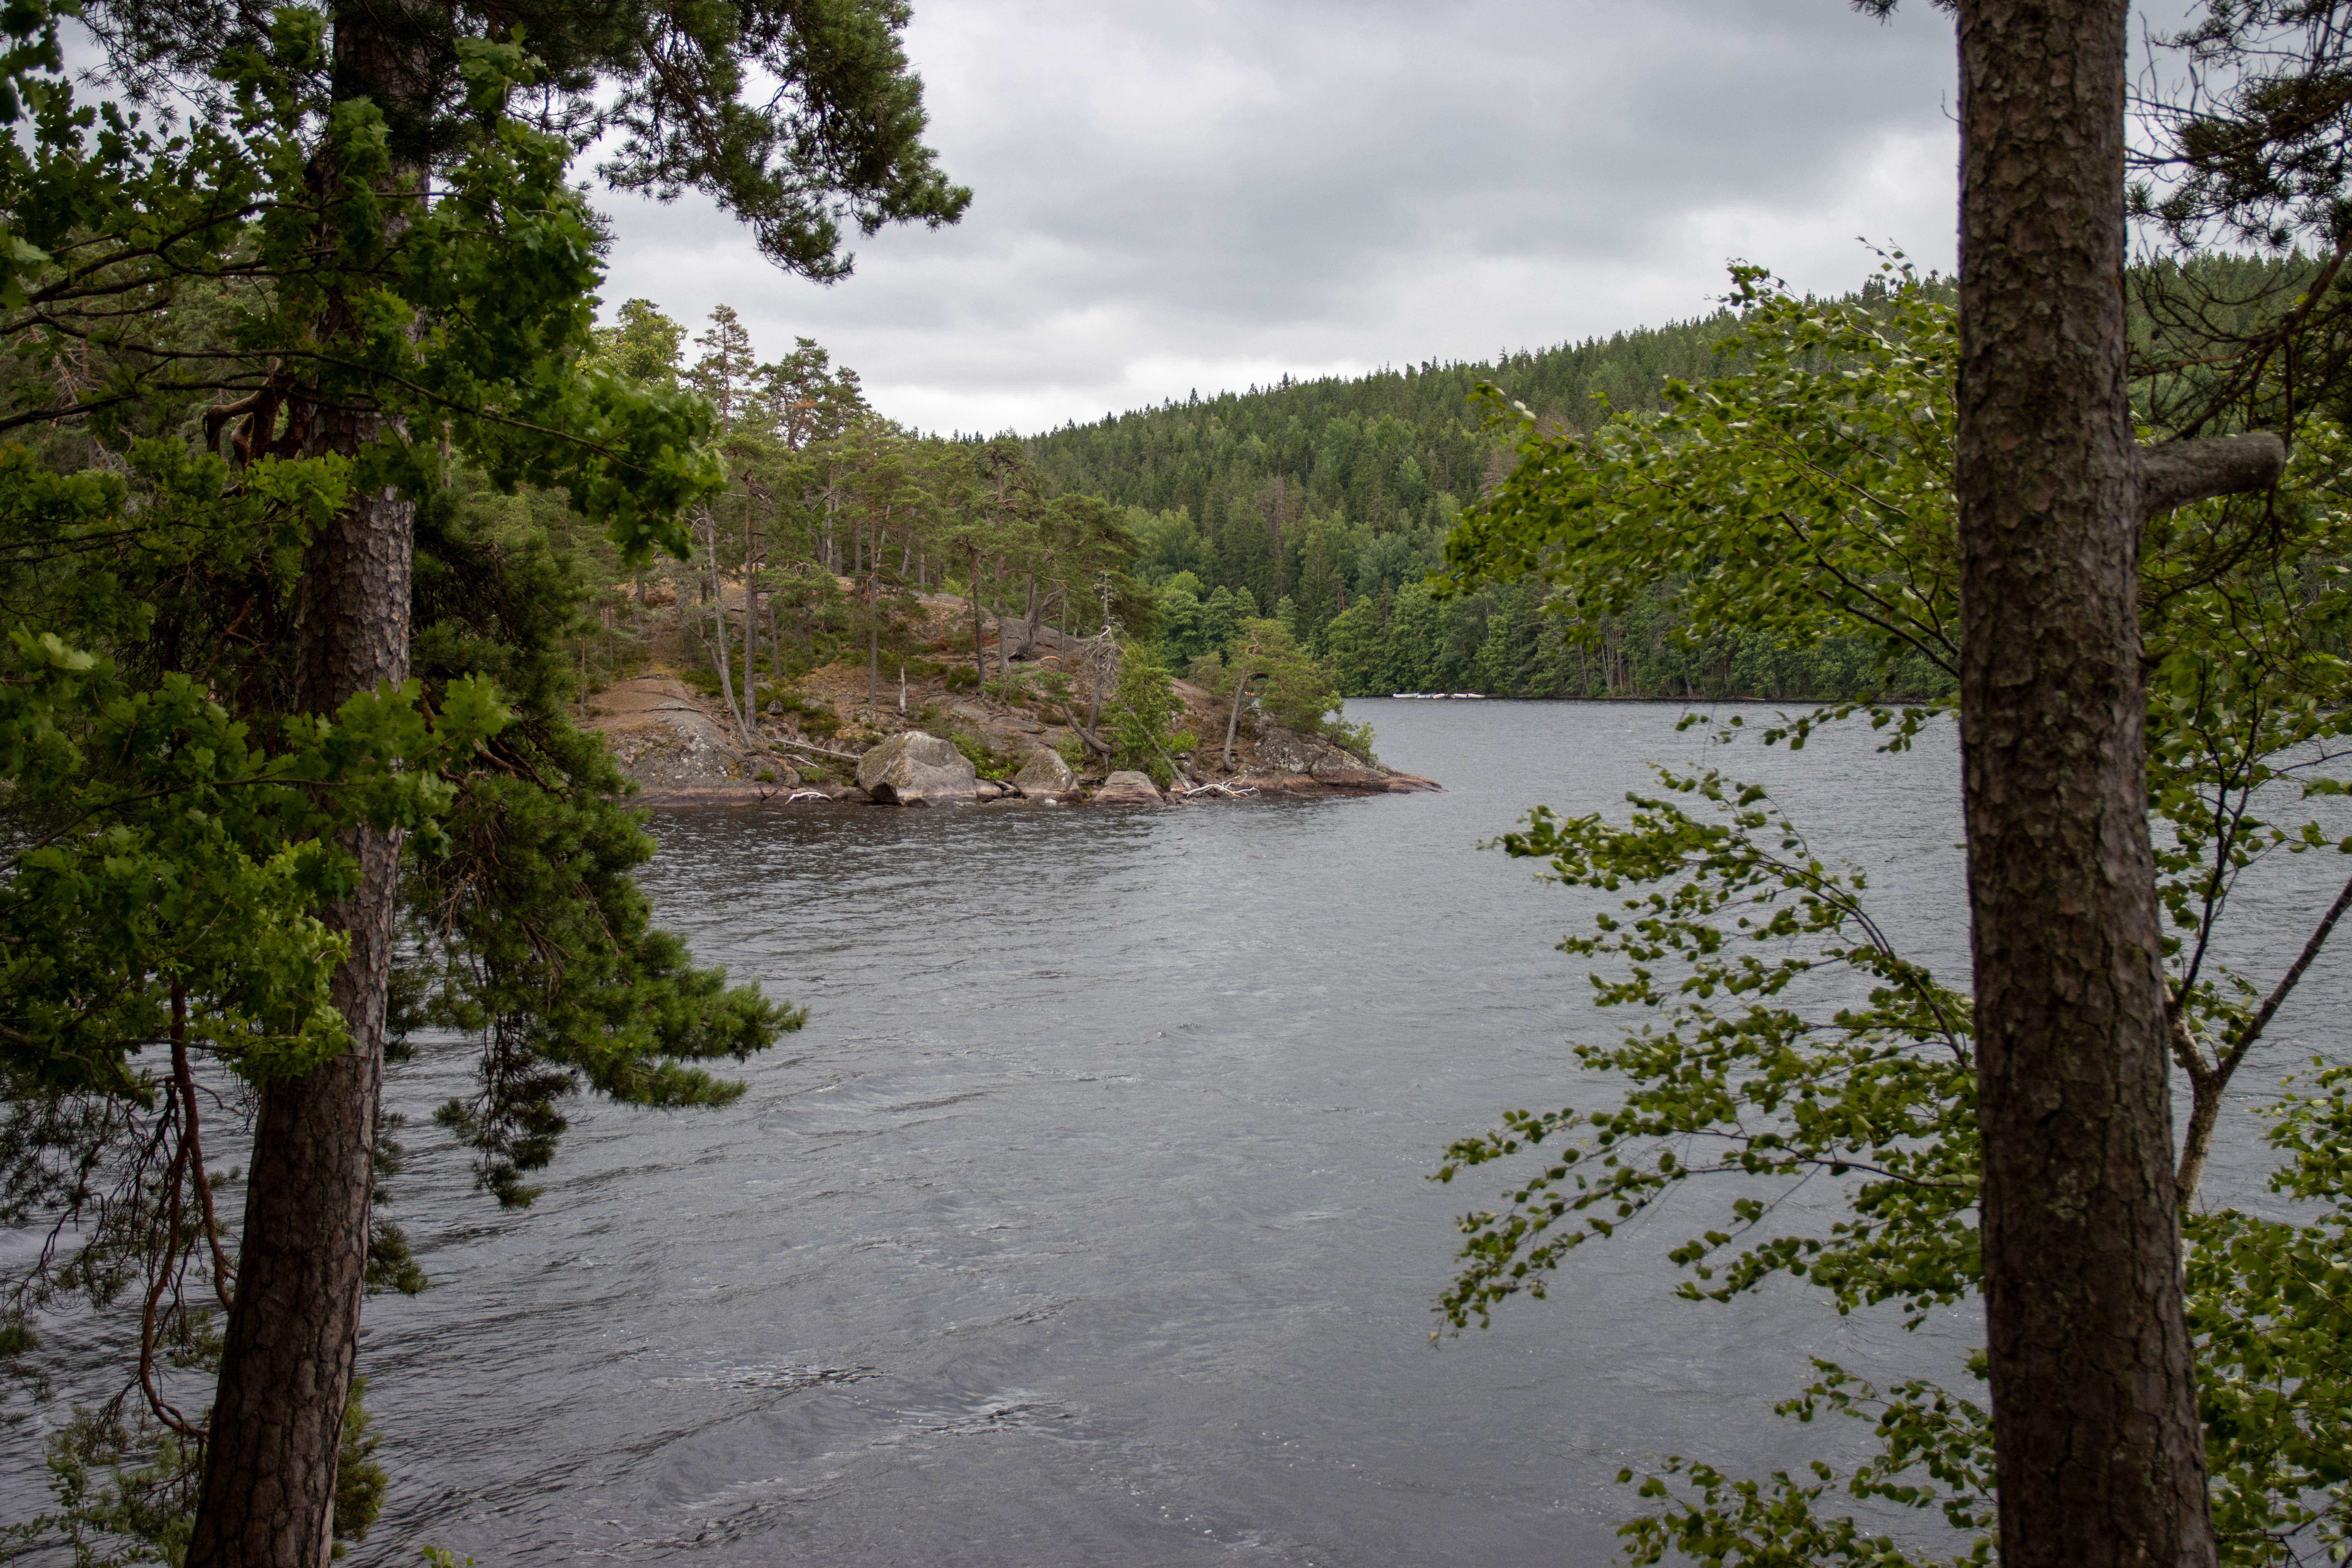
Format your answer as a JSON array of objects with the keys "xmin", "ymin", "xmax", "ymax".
[{"xmin": 20, "ymin": 700, "xmax": 2346, "ymax": 1565}]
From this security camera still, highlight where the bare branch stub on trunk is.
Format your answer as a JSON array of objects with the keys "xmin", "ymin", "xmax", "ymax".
[{"xmin": 2136, "ymin": 432, "xmax": 2285, "ymax": 519}]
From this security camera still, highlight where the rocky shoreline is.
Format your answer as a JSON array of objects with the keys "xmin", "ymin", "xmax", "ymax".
[{"xmin": 581, "ymin": 643, "xmax": 1439, "ymax": 810}]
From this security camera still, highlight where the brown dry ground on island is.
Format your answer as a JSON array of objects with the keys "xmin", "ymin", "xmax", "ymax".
[{"xmin": 580, "ymin": 587, "xmax": 1436, "ymax": 807}]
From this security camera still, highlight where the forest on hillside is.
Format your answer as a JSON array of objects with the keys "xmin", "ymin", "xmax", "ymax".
[
  {"xmin": 1019, "ymin": 251, "xmax": 2321, "ymax": 703},
  {"xmin": 1022, "ymin": 276, "xmax": 1954, "ymax": 701}
]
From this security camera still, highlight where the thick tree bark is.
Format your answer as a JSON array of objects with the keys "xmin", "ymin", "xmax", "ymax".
[
  {"xmin": 187, "ymin": 8, "xmax": 431, "ymax": 1562},
  {"xmin": 1955, "ymin": 3, "xmax": 2220, "ymax": 1563},
  {"xmin": 189, "ymin": 480, "xmax": 412, "ymax": 1568}
]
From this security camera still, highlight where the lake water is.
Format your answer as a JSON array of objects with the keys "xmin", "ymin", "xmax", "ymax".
[{"xmin": 17, "ymin": 700, "xmax": 2342, "ymax": 1565}]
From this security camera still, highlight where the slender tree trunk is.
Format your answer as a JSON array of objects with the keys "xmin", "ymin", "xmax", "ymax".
[
  {"xmin": 703, "ymin": 511, "xmax": 744, "ymax": 744},
  {"xmin": 1086, "ymin": 640, "xmax": 1113, "ymax": 756},
  {"xmin": 867, "ymin": 513, "xmax": 879, "ymax": 710},
  {"xmin": 742, "ymin": 509, "xmax": 759, "ymax": 729},
  {"xmin": 968, "ymin": 545, "xmax": 985, "ymax": 687},
  {"xmin": 1955, "ymin": 5, "xmax": 2211, "ymax": 1563},
  {"xmin": 994, "ymin": 561, "xmax": 1010, "ymax": 678},
  {"xmin": 1222, "ymin": 672, "xmax": 1255, "ymax": 771},
  {"xmin": 2172, "ymin": 866, "xmax": 2352, "ymax": 1205},
  {"xmin": 2176, "ymin": 1065, "xmax": 2225, "ymax": 1209}
]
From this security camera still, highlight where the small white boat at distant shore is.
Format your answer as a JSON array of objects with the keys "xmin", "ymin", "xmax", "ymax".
[{"xmin": 1390, "ymin": 692, "xmax": 1488, "ymax": 700}]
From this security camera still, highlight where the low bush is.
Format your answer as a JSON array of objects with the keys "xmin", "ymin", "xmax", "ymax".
[{"xmin": 946, "ymin": 731, "xmax": 1022, "ymax": 782}]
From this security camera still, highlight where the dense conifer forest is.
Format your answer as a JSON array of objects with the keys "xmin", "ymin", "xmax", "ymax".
[{"xmin": 1022, "ymin": 280, "xmax": 1952, "ymax": 701}]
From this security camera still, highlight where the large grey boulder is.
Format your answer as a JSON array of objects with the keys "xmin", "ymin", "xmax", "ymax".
[
  {"xmin": 602, "ymin": 705, "xmax": 746, "ymax": 789},
  {"xmin": 1011, "ymin": 747, "xmax": 1077, "ymax": 796},
  {"xmin": 856, "ymin": 731, "xmax": 978, "ymax": 805},
  {"xmin": 1252, "ymin": 723, "xmax": 1337, "ymax": 774},
  {"xmin": 1254, "ymin": 722, "xmax": 1385, "ymax": 784},
  {"xmin": 1093, "ymin": 769, "xmax": 1163, "ymax": 805}
]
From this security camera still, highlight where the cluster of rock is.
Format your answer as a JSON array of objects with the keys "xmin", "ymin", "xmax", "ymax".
[
  {"xmin": 845, "ymin": 731, "xmax": 1432, "ymax": 807},
  {"xmin": 614, "ymin": 722, "xmax": 1438, "ymax": 808},
  {"xmin": 597, "ymin": 701, "xmax": 751, "ymax": 790},
  {"xmin": 856, "ymin": 732, "xmax": 1082, "ymax": 805},
  {"xmin": 1247, "ymin": 726, "xmax": 1409, "ymax": 792},
  {"xmin": 586, "ymin": 675, "xmax": 1438, "ymax": 807}
]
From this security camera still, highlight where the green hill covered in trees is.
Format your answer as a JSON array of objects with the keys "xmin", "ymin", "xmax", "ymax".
[{"xmin": 1022, "ymin": 281, "xmax": 1936, "ymax": 701}]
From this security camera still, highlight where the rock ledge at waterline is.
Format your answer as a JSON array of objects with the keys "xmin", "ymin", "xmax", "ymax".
[
  {"xmin": 582, "ymin": 681, "xmax": 1435, "ymax": 808},
  {"xmin": 575, "ymin": 592, "xmax": 1434, "ymax": 806}
]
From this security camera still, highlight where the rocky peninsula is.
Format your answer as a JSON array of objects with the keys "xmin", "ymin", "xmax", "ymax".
[{"xmin": 583, "ymin": 601, "xmax": 1437, "ymax": 808}]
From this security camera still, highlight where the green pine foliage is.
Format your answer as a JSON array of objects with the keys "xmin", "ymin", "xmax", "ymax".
[
  {"xmin": 401, "ymin": 469, "xmax": 804, "ymax": 1209},
  {"xmin": 1102, "ymin": 642, "xmax": 1184, "ymax": 785},
  {"xmin": 0, "ymin": 7, "xmax": 807, "ymax": 1552}
]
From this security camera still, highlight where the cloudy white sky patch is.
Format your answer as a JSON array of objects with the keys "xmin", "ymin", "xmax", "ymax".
[{"xmin": 594, "ymin": 0, "xmax": 1966, "ymax": 436}]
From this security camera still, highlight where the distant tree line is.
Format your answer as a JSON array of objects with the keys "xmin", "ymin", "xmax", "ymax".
[
  {"xmin": 1023, "ymin": 284, "xmax": 1964, "ymax": 699},
  {"xmin": 1029, "ymin": 254, "xmax": 2335, "ymax": 704}
]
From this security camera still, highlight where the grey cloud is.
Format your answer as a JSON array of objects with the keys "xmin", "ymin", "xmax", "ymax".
[{"xmin": 596, "ymin": 0, "xmax": 1963, "ymax": 434}]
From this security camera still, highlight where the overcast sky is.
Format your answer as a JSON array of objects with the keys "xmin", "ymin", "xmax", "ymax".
[{"xmin": 605, "ymin": 2, "xmax": 1966, "ymax": 437}]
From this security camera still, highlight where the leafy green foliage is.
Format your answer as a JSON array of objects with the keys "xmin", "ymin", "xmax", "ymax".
[
  {"xmin": 1613, "ymin": 1364, "xmax": 1994, "ymax": 1568},
  {"xmin": 0, "ymin": 440, "xmax": 511, "ymax": 1099},
  {"xmin": 79, "ymin": 0, "xmax": 971, "ymax": 281},
  {"xmin": 333, "ymin": 1377, "xmax": 387, "ymax": 1552},
  {"xmin": 1441, "ymin": 259, "xmax": 1959, "ymax": 703},
  {"xmin": 2185, "ymin": 1064, "xmax": 2352, "ymax": 1562},
  {"xmin": 398, "ymin": 469, "xmax": 805, "ymax": 1210},
  {"xmin": 1226, "ymin": 618, "xmax": 1350, "ymax": 741},
  {"xmin": 1436, "ymin": 773, "xmax": 1979, "ymax": 1332},
  {"xmin": 1435, "ymin": 260, "xmax": 2352, "ymax": 1564}
]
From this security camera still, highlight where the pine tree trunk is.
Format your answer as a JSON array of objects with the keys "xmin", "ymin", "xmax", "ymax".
[
  {"xmin": 185, "ymin": 13, "xmax": 438, "ymax": 1555},
  {"xmin": 742, "ymin": 509, "xmax": 759, "ymax": 729},
  {"xmin": 968, "ymin": 545, "xmax": 985, "ymax": 687},
  {"xmin": 188, "ymin": 447, "xmax": 413, "ymax": 1568},
  {"xmin": 703, "ymin": 510, "xmax": 744, "ymax": 744},
  {"xmin": 1955, "ymin": 4, "xmax": 2213, "ymax": 1563}
]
